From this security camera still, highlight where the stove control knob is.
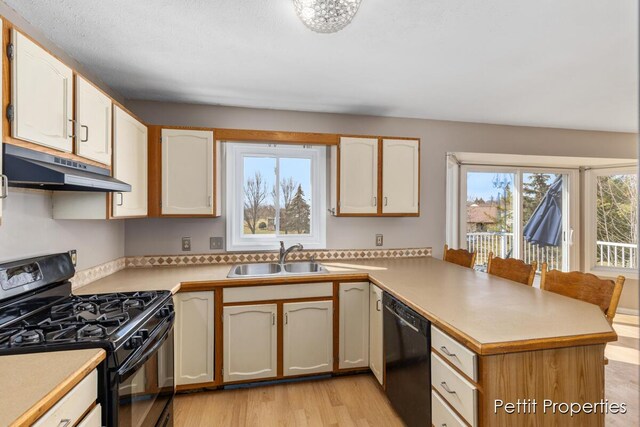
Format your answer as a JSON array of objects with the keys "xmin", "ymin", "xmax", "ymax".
[
  {"xmin": 156, "ymin": 307, "xmax": 171, "ymax": 318},
  {"xmin": 127, "ymin": 335, "xmax": 144, "ymax": 349}
]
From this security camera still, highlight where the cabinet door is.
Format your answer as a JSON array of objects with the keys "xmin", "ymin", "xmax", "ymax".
[
  {"xmin": 175, "ymin": 292, "xmax": 215, "ymax": 385},
  {"xmin": 339, "ymin": 282, "xmax": 370, "ymax": 369},
  {"xmin": 283, "ymin": 301, "xmax": 333, "ymax": 376},
  {"xmin": 161, "ymin": 129, "xmax": 214, "ymax": 215},
  {"xmin": 112, "ymin": 106, "xmax": 147, "ymax": 217},
  {"xmin": 339, "ymin": 137, "xmax": 378, "ymax": 214},
  {"xmin": 223, "ymin": 304, "xmax": 277, "ymax": 382},
  {"xmin": 76, "ymin": 76, "xmax": 112, "ymax": 165},
  {"xmin": 369, "ymin": 284, "xmax": 384, "ymax": 385},
  {"xmin": 382, "ymin": 139, "xmax": 419, "ymax": 214},
  {"xmin": 11, "ymin": 29, "xmax": 73, "ymax": 152}
]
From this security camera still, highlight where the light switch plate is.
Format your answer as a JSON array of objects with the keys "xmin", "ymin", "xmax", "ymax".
[
  {"xmin": 210, "ymin": 237, "xmax": 223, "ymax": 250},
  {"xmin": 376, "ymin": 234, "xmax": 383, "ymax": 246},
  {"xmin": 68, "ymin": 249, "xmax": 77, "ymax": 266},
  {"xmin": 182, "ymin": 237, "xmax": 191, "ymax": 251}
]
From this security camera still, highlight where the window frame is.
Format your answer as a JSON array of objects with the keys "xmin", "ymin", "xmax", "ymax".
[
  {"xmin": 458, "ymin": 165, "xmax": 579, "ymax": 271},
  {"xmin": 584, "ymin": 166, "xmax": 638, "ymax": 275},
  {"xmin": 225, "ymin": 142, "xmax": 327, "ymax": 251}
]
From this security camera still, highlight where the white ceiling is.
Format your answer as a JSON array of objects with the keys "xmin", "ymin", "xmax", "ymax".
[{"xmin": 4, "ymin": 0, "xmax": 638, "ymax": 132}]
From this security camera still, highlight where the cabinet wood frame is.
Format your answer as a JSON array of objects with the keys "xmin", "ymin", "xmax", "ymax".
[
  {"xmin": 147, "ymin": 125, "xmax": 220, "ymax": 218},
  {"xmin": 335, "ymin": 135, "xmax": 420, "ymax": 217}
]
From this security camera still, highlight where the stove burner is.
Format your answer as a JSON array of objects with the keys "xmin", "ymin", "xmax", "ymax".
[
  {"xmin": 74, "ymin": 301, "xmax": 98, "ymax": 313},
  {"xmin": 10, "ymin": 329, "xmax": 44, "ymax": 346},
  {"xmin": 78, "ymin": 324, "xmax": 106, "ymax": 339}
]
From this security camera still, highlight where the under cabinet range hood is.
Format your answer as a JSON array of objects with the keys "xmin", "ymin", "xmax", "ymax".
[{"xmin": 2, "ymin": 145, "xmax": 131, "ymax": 192}]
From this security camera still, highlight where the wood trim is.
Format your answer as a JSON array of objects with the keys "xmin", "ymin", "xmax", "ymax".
[
  {"xmin": 215, "ymin": 128, "xmax": 339, "ymax": 145},
  {"xmin": 9, "ymin": 350, "xmax": 105, "ymax": 427},
  {"xmin": 213, "ymin": 288, "xmax": 223, "ymax": 386},
  {"xmin": 176, "ymin": 383, "xmax": 218, "ymax": 393},
  {"xmin": 332, "ymin": 282, "xmax": 340, "ymax": 372},
  {"xmin": 377, "ymin": 138, "xmax": 383, "ymax": 215},
  {"xmin": 336, "ymin": 142, "xmax": 341, "ymax": 215},
  {"xmin": 179, "ymin": 273, "xmax": 371, "ymax": 291},
  {"xmin": 277, "ymin": 301, "xmax": 284, "ymax": 377},
  {"xmin": 478, "ymin": 344, "xmax": 606, "ymax": 426},
  {"xmin": 147, "ymin": 125, "xmax": 161, "ymax": 217},
  {"xmin": 223, "ymin": 296, "xmax": 333, "ymax": 306}
]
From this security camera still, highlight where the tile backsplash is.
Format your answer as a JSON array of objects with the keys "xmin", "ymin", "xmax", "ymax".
[{"xmin": 71, "ymin": 247, "xmax": 432, "ymax": 288}]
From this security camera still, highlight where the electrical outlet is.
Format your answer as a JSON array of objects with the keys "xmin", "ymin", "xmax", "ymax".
[
  {"xmin": 210, "ymin": 237, "xmax": 224, "ymax": 250},
  {"xmin": 376, "ymin": 234, "xmax": 383, "ymax": 246},
  {"xmin": 182, "ymin": 237, "xmax": 191, "ymax": 251}
]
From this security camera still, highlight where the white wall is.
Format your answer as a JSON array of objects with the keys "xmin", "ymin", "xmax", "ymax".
[{"xmin": 0, "ymin": 189, "xmax": 124, "ymax": 270}]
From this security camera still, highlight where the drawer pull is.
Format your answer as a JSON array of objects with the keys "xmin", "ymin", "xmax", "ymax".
[
  {"xmin": 440, "ymin": 346, "xmax": 457, "ymax": 358},
  {"xmin": 58, "ymin": 419, "xmax": 71, "ymax": 427},
  {"xmin": 440, "ymin": 381, "xmax": 457, "ymax": 395}
]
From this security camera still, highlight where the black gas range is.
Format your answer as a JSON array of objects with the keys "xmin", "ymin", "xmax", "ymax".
[{"xmin": 0, "ymin": 252, "xmax": 175, "ymax": 427}]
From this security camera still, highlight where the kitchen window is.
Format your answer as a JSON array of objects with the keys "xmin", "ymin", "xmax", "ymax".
[
  {"xmin": 584, "ymin": 167, "xmax": 638, "ymax": 274},
  {"xmin": 225, "ymin": 143, "xmax": 326, "ymax": 251}
]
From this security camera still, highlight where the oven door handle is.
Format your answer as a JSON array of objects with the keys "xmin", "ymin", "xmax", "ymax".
[{"xmin": 118, "ymin": 314, "xmax": 174, "ymax": 381}]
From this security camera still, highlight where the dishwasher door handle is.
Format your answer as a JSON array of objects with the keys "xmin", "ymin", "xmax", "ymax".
[{"xmin": 384, "ymin": 305, "xmax": 419, "ymax": 332}]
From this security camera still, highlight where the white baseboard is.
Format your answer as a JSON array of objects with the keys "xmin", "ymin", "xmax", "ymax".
[{"xmin": 616, "ymin": 307, "xmax": 639, "ymax": 316}]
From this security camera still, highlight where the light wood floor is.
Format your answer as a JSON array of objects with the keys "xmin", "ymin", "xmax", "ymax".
[
  {"xmin": 605, "ymin": 314, "xmax": 639, "ymax": 427},
  {"xmin": 174, "ymin": 374, "xmax": 403, "ymax": 427},
  {"xmin": 175, "ymin": 315, "xmax": 639, "ymax": 427}
]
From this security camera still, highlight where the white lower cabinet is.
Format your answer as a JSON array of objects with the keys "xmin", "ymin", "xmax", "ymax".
[
  {"xmin": 175, "ymin": 292, "xmax": 215, "ymax": 386},
  {"xmin": 432, "ymin": 391, "xmax": 466, "ymax": 427},
  {"xmin": 77, "ymin": 404, "xmax": 102, "ymax": 427},
  {"xmin": 339, "ymin": 282, "xmax": 370, "ymax": 369},
  {"xmin": 223, "ymin": 304, "xmax": 278, "ymax": 382},
  {"xmin": 34, "ymin": 369, "xmax": 99, "ymax": 427},
  {"xmin": 369, "ymin": 284, "xmax": 383, "ymax": 385},
  {"xmin": 283, "ymin": 301, "xmax": 333, "ymax": 376}
]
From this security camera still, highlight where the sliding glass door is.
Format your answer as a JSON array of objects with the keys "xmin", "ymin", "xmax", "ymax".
[{"xmin": 460, "ymin": 167, "xmax": 577, "ymax": 272}]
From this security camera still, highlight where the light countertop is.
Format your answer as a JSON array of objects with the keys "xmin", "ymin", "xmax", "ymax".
[
  {"xmin": 78, "ymin": 257, "xmax": 616, "ymax": 355},
  {"xmin": 0, "ymin": 348, "xmax": 105, "ymax": 426}
]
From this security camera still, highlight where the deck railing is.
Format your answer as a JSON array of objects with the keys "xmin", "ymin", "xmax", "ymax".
[
  {"xmin": 466, "ymin": 232, "xmax": 637, "ymax": 270},
  {"xmin": 596, "ymin": 241, "xmax": 637, "ymax": 269}
]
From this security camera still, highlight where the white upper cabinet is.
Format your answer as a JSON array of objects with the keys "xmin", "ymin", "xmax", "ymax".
[
  {"xmin": 161, "ymin": 129, "xmax": 214, "ymax": 215},
  {"xmin": 369, "ymin": 284, "xmax": 384, "ymax": 385},
  {"xmin": 112, "ymin": 106, "xmax": 147, "ymax": 218},
  {"xmin": 175, "ymin": 292, "xmax": 215, "ymax": 386},
  {"xmin": 223, "ymin": 304, "xmax": 278, "ymax": 383},
  {"xmin": 382, "ymin": 139, "xmax": 419, "ymax": 214},
  {"xmin": 75, "ymin": 76, "xmax": 112, "ymax": 165},
  {"xmin": 339, "ymin": 137, "xmax": 378, "ymax": 214},
  {"xmin": 282, "ymin": 301, "xmax": 333, "ymax": 376},
  {"xmin": 11, "ymin": 29, "xmax": 73, "ymax": 152},
  {"xmin": 339, "ymin": 282, "xmax": 370, "ymax": 369}
]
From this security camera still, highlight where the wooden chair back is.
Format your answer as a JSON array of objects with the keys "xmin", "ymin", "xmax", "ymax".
[
  {"xmin": 540, "ymin": 265, "xmax": 625, "ymax": 324},
  {"xmin": 443, "ymin": 244, "xmax": 477, "ymax": 269},
  {"xmin": 487, "ymin": 252, "xmax": 537, "ymax": 286}
]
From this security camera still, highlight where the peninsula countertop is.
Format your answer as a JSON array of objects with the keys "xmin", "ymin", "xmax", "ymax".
[
  {"xmin": 77, "ymin": 257, "xmax": 617, "ymax": 355},
  {"xmin": 0, "ymin": 348, "xmax": 105, "ymax": 427}
]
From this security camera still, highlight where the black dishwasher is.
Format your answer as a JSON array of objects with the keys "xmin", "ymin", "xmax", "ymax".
[{"xmin": 383, "ymin": 292, "xmax": 431, "ymax": 427}]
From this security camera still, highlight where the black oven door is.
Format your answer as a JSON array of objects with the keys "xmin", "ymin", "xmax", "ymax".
[{"xmin": 117, "ymin": 322, "xmax": 175, "ymax": 427}]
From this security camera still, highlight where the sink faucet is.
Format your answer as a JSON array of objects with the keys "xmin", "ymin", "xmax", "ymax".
[{"xmin": 279, "ymin": 241, "xmax": 303, "ymax": 266}]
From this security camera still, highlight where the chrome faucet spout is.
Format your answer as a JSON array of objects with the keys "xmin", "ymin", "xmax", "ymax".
[{"xmin": 279, "ymin": 241, "xmax": 304, "ymax": 265}]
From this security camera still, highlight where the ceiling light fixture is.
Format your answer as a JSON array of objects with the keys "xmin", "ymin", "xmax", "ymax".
[{"xmin": 293, "ymin": 0, "xmax": 362, "ymax": 33}]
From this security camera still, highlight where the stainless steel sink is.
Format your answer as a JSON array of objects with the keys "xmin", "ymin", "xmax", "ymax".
[
  {"xmin": 228, "ymin": 263, "xmax": 282, "ymax": 278},
  {"xmin": 283, "ymin": 262, "xmax": 328, "ymax": 274},
  {"xmin": 227, "ymin": 262, "xmax": 328, "ymax": 278}
]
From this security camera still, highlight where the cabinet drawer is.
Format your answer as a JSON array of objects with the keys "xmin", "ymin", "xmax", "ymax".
[
  {"xmin": 223, "ymin": 283, "xmax": 333, "ymax": 303},
  {"xmin": 432, "ymin": 390, "xmax": 467, "ymax": 427},
  {"xmin": 432, "ymin": 325, "xmax": 477, "ymax": 381},
  {"xmin": 34, "ymin": 369, "xmax": 98, "ymax": 427},
  {"xmin": 431, "ymin": 353, "xmax": 477, "ymax": 427},
  {"xmin": 77, "ymin": 403, "xmax": 102, "ymax": 427}
]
